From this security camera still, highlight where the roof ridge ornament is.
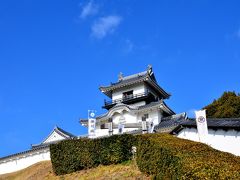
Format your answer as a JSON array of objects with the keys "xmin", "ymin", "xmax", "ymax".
[
  {"xmin": 147, "ymin": 64, "xmax": 153, "ymax": 75},
  {"xmin": 118, "ymin": 72, "xmax": 124, "ymax": 81}
]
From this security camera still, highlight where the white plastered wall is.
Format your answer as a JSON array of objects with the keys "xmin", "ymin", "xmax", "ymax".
[
  {"xmin": 177, "ymin": 127, "xmax": 240, "ymax": 156},
  {"xmin": 0, "ymin": 147, "xmax": 50, "ymax": 175},
  {"xmin": 137, "ymin": 109, "xmax": 162, "ymax": 125},
  {"xmin": 112, "ymin": 84, "xmax": 146, "ymax": 101},
  {"xmin": 112, "ymin": 111, "xmax": 137, "ymax": 124},
  {"xmin": 131, "ymin": 101, "xmax": 146, "ymax": 107},
  {"xmin": 95, "ymin": 108, "xmax": 163, "ymax": 137},
  {"xmin": 95, "ymin": 128, "xmax": 109, "ymax": 137}
]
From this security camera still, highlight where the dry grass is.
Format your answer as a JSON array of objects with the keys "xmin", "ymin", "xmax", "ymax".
[
  {"xmin": 0, "ymin": 161, "xmax": 52, "ymax": 180},
  {"xmin": 0, "ymin": 161, "xmax": 150, "ymax": 180}
]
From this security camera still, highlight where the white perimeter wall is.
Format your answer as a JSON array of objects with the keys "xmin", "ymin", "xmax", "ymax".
[
  {"xmin": 0, "ymin": 147, "xmax": 50, "ymax": 175},
  {"xmin": 177, "ymin": 127, "xmax": 240, "ymax": 156}
]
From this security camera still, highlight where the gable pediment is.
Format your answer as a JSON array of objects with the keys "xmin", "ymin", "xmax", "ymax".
[
  {"xmin": 31, "ymin": 126, "xmax": 75, "ymax": 149},
  {"xmin": 42, "ymin": 130, "xmax": 67, "ymax": 144}
]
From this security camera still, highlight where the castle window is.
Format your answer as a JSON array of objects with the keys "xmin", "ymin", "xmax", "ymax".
[{"xmin": 123, "ymin": 90, "xmax": 133, "ymax": 99}]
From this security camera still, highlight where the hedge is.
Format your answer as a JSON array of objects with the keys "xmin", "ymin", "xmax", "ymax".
[
  {"xmin": 136, "ymin": 133, "xmax": 240, "ymax": 179},
  {"xmin": 50, "ymin": 134, "xmax": 136, "ymax": 175},
  {"xmin": 51, "ymin": 133, "xmax": 240, "ymax": 179}
]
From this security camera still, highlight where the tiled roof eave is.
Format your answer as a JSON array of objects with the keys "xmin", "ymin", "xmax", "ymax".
[
  {"xmin": 183, "ymin": 124, "xmax": 240, "ymax": 130},
  {"xmin": 0, "ymin": 146, "xmax": 49, "ymax": 163},
  {"xmin": 173, "ymin": 119, "xmax": 240, "ymax": 132},
  {"xmin": 31, "ymin": 139, "xmax": 66, "ymax": 149},
  {"xmin": 145, "ymin": 79, "xmax": 171, "ymax": 99},
  {"xmin": 100, "ymin": 78, "xmax": 146, "ymax": 93},
  {"xmin": 161, "ymin": 101, "xmax": 175, "ymax": 115},
  {"xmin": 55, "ymin": 127, "xmax": 76, "ymax": 139}
]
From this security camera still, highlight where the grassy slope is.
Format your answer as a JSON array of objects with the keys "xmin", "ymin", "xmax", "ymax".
[{"xmin": 0, "ymin": 161, "xmax": 150, "ymax": 180}]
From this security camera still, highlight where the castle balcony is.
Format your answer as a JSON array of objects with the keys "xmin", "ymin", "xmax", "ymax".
[{"xmin": 102, "ymin": 91, "xmax": 156, "ymax": 110}]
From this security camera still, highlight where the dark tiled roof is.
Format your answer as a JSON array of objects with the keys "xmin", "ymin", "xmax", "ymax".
[
  {"xmin": 179, "ymin": 118, "xmax": 240, "ymax": 130},
  {"xmin": 122, "ymin": 71, "xmax": 148, "ymax": 81},
  {"xmin": 154, "ymin": 113, "xmax": 187, "ymax": 133},
  {"xmin": 55, "ymin": 126, "xmax": 76, "ymax": 138},
  {"xmin": 139, "ymin": 100, "xmax": 175, "ymax": 115},
  {"xmin": 161, "ymin": 112, "xmax": 187, "ymax": 122},
  {"xmin": 31, "ymin": 140, "xmax": 67, "ymax": 149},
  {"xmin": 100, "ymin": 71, "xmax": 148, "ymax": 91},
  {"xmin": 99, "ymin": 67, "xmax": 170, "ymax": 99}
]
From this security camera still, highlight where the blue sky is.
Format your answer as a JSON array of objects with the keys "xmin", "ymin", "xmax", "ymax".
[{"xmin": 0, "ymin": 0, "xmax": 240, "ymax": 157}]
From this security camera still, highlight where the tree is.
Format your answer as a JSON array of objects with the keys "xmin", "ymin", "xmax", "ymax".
[{"xmin": 203, "ymin": 91, "xmax": 240, "ymax": 118}]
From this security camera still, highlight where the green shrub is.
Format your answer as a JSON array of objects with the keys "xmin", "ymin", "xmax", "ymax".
[
  {"xmin": 136, "ymin": 133, "xmax": 240, "ymax": 179},
  {"xmin": 98, "ymin": 134, "xmax": 136, "ymax": 165},
  {"xmin": 50, "ymin": 134, "xmax": 136, "ymax": 175},
  {"xmin": 51, "ymin": 133, "xmax": 240, "ymax": 179}
]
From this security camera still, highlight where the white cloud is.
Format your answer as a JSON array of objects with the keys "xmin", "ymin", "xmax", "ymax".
[
  {"xmin": 91, "ymin": 15, "xmax": 122, "ymax": 39},
  {"xmin": 80, "ymin": 0, "xmax": 98, "ymax": 19}
]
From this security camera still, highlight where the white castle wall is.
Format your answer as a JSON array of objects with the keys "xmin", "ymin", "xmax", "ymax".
[
  {"xmin": 177, "ymin": 127, "xmax": 240, "ymax": 156},
  {"xmin": 94, "ymin": 111, "xmax": 139, "ymax": 137},
  {"xmin": 95, "ymin": 109, "xmax": 162, "ymax": 137},
  {"xmin": 131, "ymin": 101, "xmax": 146, "ymax": 107},
  {"xmin": 112, "ymin": 84, "xmax": 146, "ymax": 101},
  {"xmin": 0, "ymin": 147, "xmax": 50, "ymax": 175},
  {"xmin": 137, "ymin": 110, "xmax": 162, "ymax": 125}
]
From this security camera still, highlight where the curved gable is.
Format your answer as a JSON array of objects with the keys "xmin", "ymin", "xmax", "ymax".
[{"xmin": 97, "ymin": 103, "xmax": 137, "ymax": 121}]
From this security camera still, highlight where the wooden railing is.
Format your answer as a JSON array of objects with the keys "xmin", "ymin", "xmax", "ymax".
[{"xmin": 104, "ymin": 92, "xmax": 149, "ymax": 106}]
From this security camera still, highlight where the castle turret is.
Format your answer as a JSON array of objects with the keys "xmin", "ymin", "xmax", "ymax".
[
  {"xmin": 80, "ymin": 66, "xmax": 185, "ymax": 137},
  {"xmin": 100, "ymin": 65, "xmax": 170, "ymax": 110}
]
